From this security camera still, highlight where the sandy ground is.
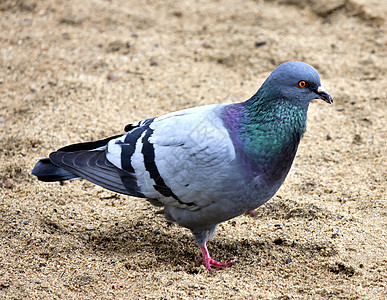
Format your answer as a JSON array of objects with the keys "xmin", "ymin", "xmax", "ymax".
[{"xmin": 0, "ymin": 0, "xmax": 386, "ymax": 298}]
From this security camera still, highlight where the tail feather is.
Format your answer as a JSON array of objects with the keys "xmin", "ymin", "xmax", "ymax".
[
  {"xmin": 56, "ymin": 134, "xmax": 122, "ymax": 152},
  {"xmin": 32, "ymin": 135, "xmax": 145, "ymax": 198},
  {"xmin": 31, "ymin": 158, "xmax": 80, "ymax": 182},
  {"xmin": 49, "ymin": 150, "xmax": 131, "ymax": 195}
]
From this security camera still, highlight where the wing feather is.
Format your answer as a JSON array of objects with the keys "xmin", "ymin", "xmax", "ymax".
[
  {"xmin": 44, "ymin": 104, "xmax": 237, "ymax": 211},
  {"xmin": 135, "ymin": 104, "xmax": 237, "ymax": 208}
]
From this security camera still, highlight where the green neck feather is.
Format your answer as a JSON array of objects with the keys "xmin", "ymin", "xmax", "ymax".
[{"xmin": 240, "ymin": 93, "xmax": 308, "ymax": 161}]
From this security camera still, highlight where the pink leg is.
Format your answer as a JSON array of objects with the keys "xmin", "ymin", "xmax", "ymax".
[{"xmin": 195, "ymin": 244, "xmax": 235, "ymax": 272}]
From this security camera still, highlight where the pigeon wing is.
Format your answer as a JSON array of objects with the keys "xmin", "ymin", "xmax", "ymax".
[{"xmin": 105, "ymin": 104, "xmax": 237, "ymax": 210}]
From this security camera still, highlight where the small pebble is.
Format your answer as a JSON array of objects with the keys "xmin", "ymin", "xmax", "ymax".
[
  {"xmin": 106, "ymin": 72, "xmax": 118, "ymax": 82},
  {"xmin": 274, "ymin": 237, "xmax": 283, "ymax": 245},
  {"xmin": 172, "ymin": 11, "xmax": 183, "ymax": 17},
  {"xmin": 352, "ymin": 134, "xmax": 363, "ymax": 145},
  {"xmin": 165, "ymin": 280, "xmax": 174, "ymax": 287},
  {"xmin": 86, "ymin": 225, "xmax": 94, "ymax": 230},
  {"xmin": 3, "ymin": 179, "xmax": 14, "ymax": 189},
  {"xmin": 255, "ymin": 41, "xmax": 267, "ymax": 47},
  {"xmin": 202, "ymin": 42, "xmax": 212, "ymax": 48}
]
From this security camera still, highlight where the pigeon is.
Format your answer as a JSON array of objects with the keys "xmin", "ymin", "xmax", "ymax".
[{"xmin": 32, "ymin": 61, "xmax": 333, "ymax": 272}]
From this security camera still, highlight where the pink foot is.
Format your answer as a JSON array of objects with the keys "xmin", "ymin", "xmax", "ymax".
[
  {"xmin": 246, "ymin": 210, "xmax": 257, "ymax": 217},
  {"xmin": 196, "ymin": 245, "xmax": 235, "ymax": 272}
]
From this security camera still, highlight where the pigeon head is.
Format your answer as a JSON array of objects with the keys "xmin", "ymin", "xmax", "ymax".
[{"xmin": 258, "ymin": 61, "xmax": 333, "ymax": 107}]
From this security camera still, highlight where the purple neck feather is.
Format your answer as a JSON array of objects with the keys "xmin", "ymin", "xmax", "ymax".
[{"xmin": 221, "ymin": 101, "xmax": 301, "ymax": 182}]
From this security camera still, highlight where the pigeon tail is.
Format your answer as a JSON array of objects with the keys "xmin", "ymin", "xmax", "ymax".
[
  {"xmin": 32, "ymin": 134, "xmax": 124, "ymax": 182},
  {"xmin": 32, "ymin": 158, "xmax": 79, "ymax": 182},
  {"xmin": 49, "ymin": 149, "xmax": 142, "ymax": 196},
  {"xmin": 32, "ymin": 134, "xmax": 145, "ymax": 197}
]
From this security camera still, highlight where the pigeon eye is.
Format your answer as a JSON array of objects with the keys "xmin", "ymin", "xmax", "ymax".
[{"xmin": 298, "ymin": 80, "xmax": 307, "ymax": 88}]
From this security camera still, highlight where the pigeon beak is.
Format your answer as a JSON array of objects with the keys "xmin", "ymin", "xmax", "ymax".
[{"xmin": 316, "ymin": 86, "xmax": 333, "ymax": 104}]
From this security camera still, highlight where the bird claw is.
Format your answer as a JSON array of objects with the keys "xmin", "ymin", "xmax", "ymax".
[
  {"xmin": 196, "ymin": 245, "xmax": 235, "ymax": 272},
  {"xmin": 196, "ymin": 257, "xmax": 235, "ymax": 272},
  {"xmin": 246, "ymin": 210, "xmax": 258, "ymax": 217}
]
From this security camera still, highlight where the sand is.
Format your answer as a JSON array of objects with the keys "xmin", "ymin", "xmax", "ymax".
[{"xmin": 0, "ymin": 0, "xmax": 386, "ymax": 298}]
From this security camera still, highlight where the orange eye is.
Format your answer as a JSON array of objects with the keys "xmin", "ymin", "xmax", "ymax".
[{"xmin": 298, "ymin": 80, "xmax": 307, "ymax": 88}]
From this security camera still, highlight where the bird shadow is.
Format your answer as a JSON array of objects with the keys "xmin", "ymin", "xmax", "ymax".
[
  {"xmin": 38, "ymin": 204, "xmax": 339, "ymax": 274},
  {"xmin": 76, "ymin": 213, "xmax": 338, "ymax": 273}
]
